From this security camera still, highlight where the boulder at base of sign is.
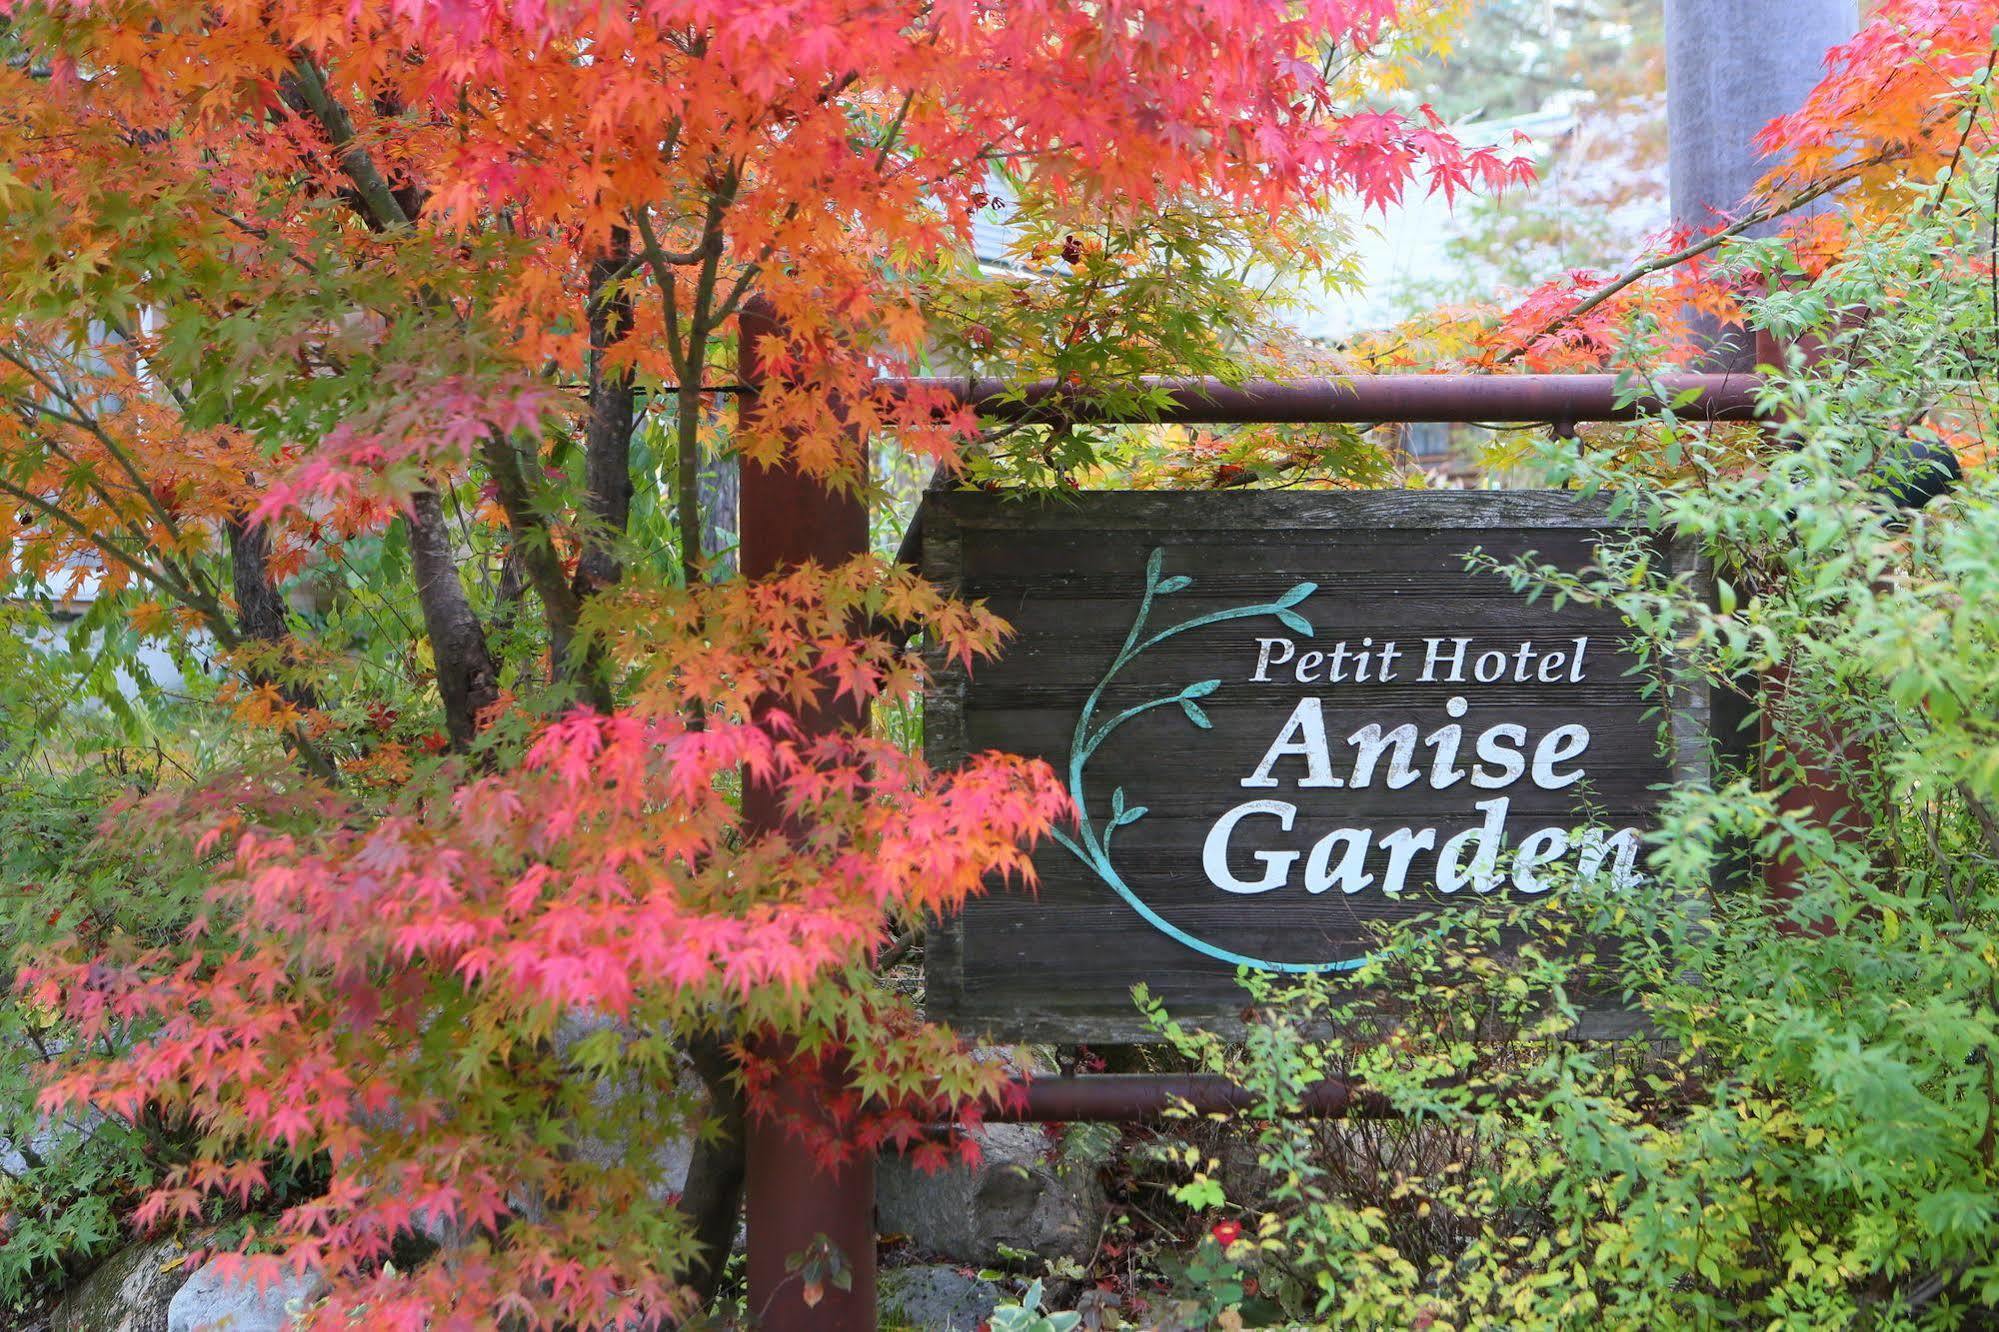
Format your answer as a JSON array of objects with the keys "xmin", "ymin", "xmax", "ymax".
[
  {"xmin": 877, "ymin": 1121, "xmax": 1107, "ymax": 1263},
  {"xmin": 166, "ymin": 1258, "xmax": 327, "ymax": 1332},
  {"xmin": 880, "ymin": 1264, "xmax": 1002, "ymax": 1331},
  {"xmin": 49, "ymin": 1237, "xmax": 189, "ymax": 1332}
]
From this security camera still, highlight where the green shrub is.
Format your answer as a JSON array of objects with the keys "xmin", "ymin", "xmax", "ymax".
[{"xmin": 1140, "ymin": 155, "xmax": 1999, "ymax": 1331}]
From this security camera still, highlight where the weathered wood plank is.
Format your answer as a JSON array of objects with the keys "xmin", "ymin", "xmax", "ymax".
[{"xmin": 923, "ymin": 490, "xmax": 1704, "ymax": 1044}]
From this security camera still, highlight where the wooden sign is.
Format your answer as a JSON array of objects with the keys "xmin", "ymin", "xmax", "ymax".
[{"xmin": 921, "ymin": 491, "xmax": 1708, "ymax": 1043}]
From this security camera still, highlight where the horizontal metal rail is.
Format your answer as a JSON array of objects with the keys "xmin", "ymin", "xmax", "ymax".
[
  {"xmin": 887, "ymin": 372, "xmax": 1768, "ymax": 426},
  {"xmin": 975, "ymin": 1074, "xmax": 1393, "ymax": 1122}
]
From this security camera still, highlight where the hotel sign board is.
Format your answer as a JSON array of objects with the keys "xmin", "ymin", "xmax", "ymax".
[{"xmin": 921, "ymin": 491, "xmax": 1708, "ymax": 1042}]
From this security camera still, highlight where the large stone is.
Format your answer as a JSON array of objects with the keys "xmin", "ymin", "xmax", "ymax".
[
  {"xmin": 49, "ymin": 1237, "xmax": 189, "ymax": 1332},
  {"xmin": 555, "ymin": 1012, "xmax": 700, "ymax": 1201},
  {"xmin": 0, "ymin": 1121, "xmax": 63, "ymax": 1176},
  {"xmin": 876, "ymin": 1122, "xmax": 1107, "ymax": 1264},
  {"xmin": 165, "ymin": 1258, "xmax": 326, "ymax": 1332},
  {"xmin": 880, "ymin": 1264, "xmax": 1002, "ymax": 1331}
]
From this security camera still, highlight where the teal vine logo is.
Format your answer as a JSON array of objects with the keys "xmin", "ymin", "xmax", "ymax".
[{"xmin": 1046, "ymin": 548, "xmax": 1367, "ymax": 974}]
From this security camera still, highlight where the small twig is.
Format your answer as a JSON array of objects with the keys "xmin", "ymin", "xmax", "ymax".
[
  {"xmin": 875, "ymin": 926, "xmax": 923, "ymax": 973},
  {"xmin": 1496, "ymin": 158, "xmax": 1890, "ymax": 364},
  {"xmin": 1954, "ymin": 782, "xmax": 1999, "ymax": 865}
]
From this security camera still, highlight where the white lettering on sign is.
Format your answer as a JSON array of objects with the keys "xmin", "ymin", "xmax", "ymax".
[
  {"xmin": 1436, "ymin": 797, "xmax": 1508, "ymax": 894},
  {"xmin": 1265, "ymin": 635, "xmax": 1593, "ymax": 688},
  {"xmin": 1241, "ymin": 698, "xmax": 1340, "ymax": 788},
  {"xmin": 1200, "ymin": 795, "xmax": 1642, "ymax": 898},
  {"xmin": 1202, "ymin": 799, "xmax": 1300, "ymax": 894},
  {"xmin": 1198, "ymin": 631, "xmax": 1644, "ymax": 901},
  {"xmin": 1243, "ymin": 696, "xmax": 1592, "ymax": 796}
]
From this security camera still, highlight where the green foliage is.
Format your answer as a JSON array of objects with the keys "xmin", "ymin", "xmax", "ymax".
[
  {"xmin": 0, "ymin": 757, "xmax": 187, "ymax": 1314},
  {"xmin": 925, "ymin": 193, "xmax": 1400, "ymax": 493},
  {"xmin": 988, "ymin": 1277, "xmax": 1084, "ymax": 1332},
  {"xmin": 1135, "ymin": 153, "xmax": 1999, "ymax": 1330}
]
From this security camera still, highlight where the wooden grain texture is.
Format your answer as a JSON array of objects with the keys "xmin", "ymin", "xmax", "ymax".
[{"xmin": 923, "ymin": 491, "xmax": 1708, "ymax": 1043}]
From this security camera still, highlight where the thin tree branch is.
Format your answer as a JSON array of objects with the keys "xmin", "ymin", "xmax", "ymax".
[
  {"xmin": 1496, "ymin": 157, "xmax": 1892, "ymax": 364},
  {"xmin": 285, "ymin": 56, "xmax": 413, "ymax": 231},
  {"xmin": 477, "ymin": 429, "xmax": 586, "ymax": 686}
]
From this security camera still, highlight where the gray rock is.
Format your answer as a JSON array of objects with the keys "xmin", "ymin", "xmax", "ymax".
[
  {"xmin": 50, "ymin": 1237, "xmax": 189, "ymax": 1332},
  {"xmin": 0, "ymin": 1122, "xmax": 59, "ymax": 1176},
  {"xmin": 165, "ymin": 1258, "xmax": 326, "ymax": 1332},
  {"xmin": 877, "ymin": 1121, "xmax": 1107, "ymax": 1264},
  {"xmin": 555, "ymin": 1011, "xmax": 701, "ymax": 1202},
  {"xmin": 4, "ymin": 1106, "xmax": 105, "ymax": 1178},
  {"xmin": 880, "ymin": 1264, "xmax": 1002, "ymax": 1331}
]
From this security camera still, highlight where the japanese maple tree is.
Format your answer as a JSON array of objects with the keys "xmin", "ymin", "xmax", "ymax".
[{"xmin": 0, "ymin": 0, "xmax": 1529, "ymax": 1324}]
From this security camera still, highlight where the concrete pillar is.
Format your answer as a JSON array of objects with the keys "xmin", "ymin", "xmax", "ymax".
[{"xmin": 1665, "ymin": 0, "xmax": 1857, "ymax": 368}]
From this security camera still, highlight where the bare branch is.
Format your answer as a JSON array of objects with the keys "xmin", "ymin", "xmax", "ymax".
[{"xmin": 1496, "ymin": 158, "xmax": 1890, "ymax": 364}]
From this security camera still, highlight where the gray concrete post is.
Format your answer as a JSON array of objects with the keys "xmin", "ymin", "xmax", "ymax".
[{"xmin": 1665, "ymin": 0, "xmax": 1857, "ymax": 368}]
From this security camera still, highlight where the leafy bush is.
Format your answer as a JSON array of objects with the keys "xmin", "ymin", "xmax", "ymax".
[
  {"xmin": 1138, "ymin": 148, "xmax": 1999, "ymax": 1330},
  {"xmin": 989, "ymin": 1277, "xmax": 1084, "ymax": 1332},
  {"xmin": 0, "ymin": 757, "xmax": 188, "ymax": 1315}
]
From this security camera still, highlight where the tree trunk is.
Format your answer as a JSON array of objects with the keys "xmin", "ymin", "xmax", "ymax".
[
  {"xmin": 227, "ymin": 516, "xmax": 337, "ymax": 779},
  {"xmin": 575, "ymin": 230, "xmax": 637, "ymax": 601},
  {"xmin": 227, "ymin": 516, "xmax": 290, "ymax": 647},
  {"xmin": 405, "ymin": 488, "xmax": 499, "ymax": 750},
  {"xmin": 674, "ymin": 1032, "xmax": 749, "ymax": 1312}
]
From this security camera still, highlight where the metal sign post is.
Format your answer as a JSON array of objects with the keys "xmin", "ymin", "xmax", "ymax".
[{"xmin": 738, "ymin": 300, "xmax": 876, "ymax": 1332}]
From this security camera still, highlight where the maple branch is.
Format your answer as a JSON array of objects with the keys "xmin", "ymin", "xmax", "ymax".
[
  {"xmin": 674, "ymin": 1029, "xmax": 748, "ymax": 1309},
  {"xmin": 1, "ymin": 334, "xmax": 339, "ymax": 776},
  {"xmin": 92, "ymin": 319, "xmax": 338, "ymax": 770},
  {"xmin": 635, "ymin": 210, "xmax": 697, "ymax": 380},
  {"xmin": 872, "ymin": 90, "xmax": 917, "ymax": 172},
  {"xmin": 546, "ymin": 225, "xmax": 638, "ymax": 713},
  {"xmin": 1927, "ymin": 49, "xmax": 1997, "ymax": 215},
  {"xmin": 284, "ymin": 56, "xmax": 515, "ymax": 750},
  {"xmin": 225, "ymin": 521, "xmax": 310, "ymax": 672},
  {"xmin": 631, "ymin": 218, "xmax": 709, "ymax": 268},
  {"xmin": 477, "ymin": 430, "xmax": 586, "ymax": 682},
  {"xmin": 1495, "ymin": 157, "xmax": 1890, "ymax": 365},
  {"xmin": 573, "ymin": 228, "xmax": 638, "ymax": 607},
  {"xmin": 0, "ymin": 344, "xmax": 199, "ymax": 565},
  {"xmin": 286, "ymin": 56, "xmax": 413, "ymax": 230},
  {"xmin": 0, "ymin": 465, "xmax": 328, "ymax": 798},
  {"xmin": 0, "ymin": 370, "xmax": 246, "ymax": 643},
  {"xmin": 3, "ymin": 397, "xmax": 198, "ymax": 584},
  {"xmin": 652, "ymin": 167, "xmax": 738, "ymax": 588},
  {"xmin": 0, "ymin": 474, "xmax": 215, "ymax": 620}
]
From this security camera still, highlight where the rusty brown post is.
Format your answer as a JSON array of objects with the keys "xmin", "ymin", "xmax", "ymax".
[
  {"xmin": 1750, "ymin": 327, "xmax": 1872, "ymax": 930},
  {"xmin": 737, "ymin": 297, "xmax": 878, "ymax": 1332}
]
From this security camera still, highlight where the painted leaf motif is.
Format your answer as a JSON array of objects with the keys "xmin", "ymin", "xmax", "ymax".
[
  {"xmin": 1180, "ymin": 699, "xmax": 1213, "ymax": 729},
  {"xmin": 1275, "ymin": 608, "xmax": 1314, "ymax": 636},
  {"xmin": 1182, "ymin": 679, "xmax": 1221, "ymax": 699},
  {"xmin": 1157, "ymin": 575, "xmax": 1193, "ymax": 594}
]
